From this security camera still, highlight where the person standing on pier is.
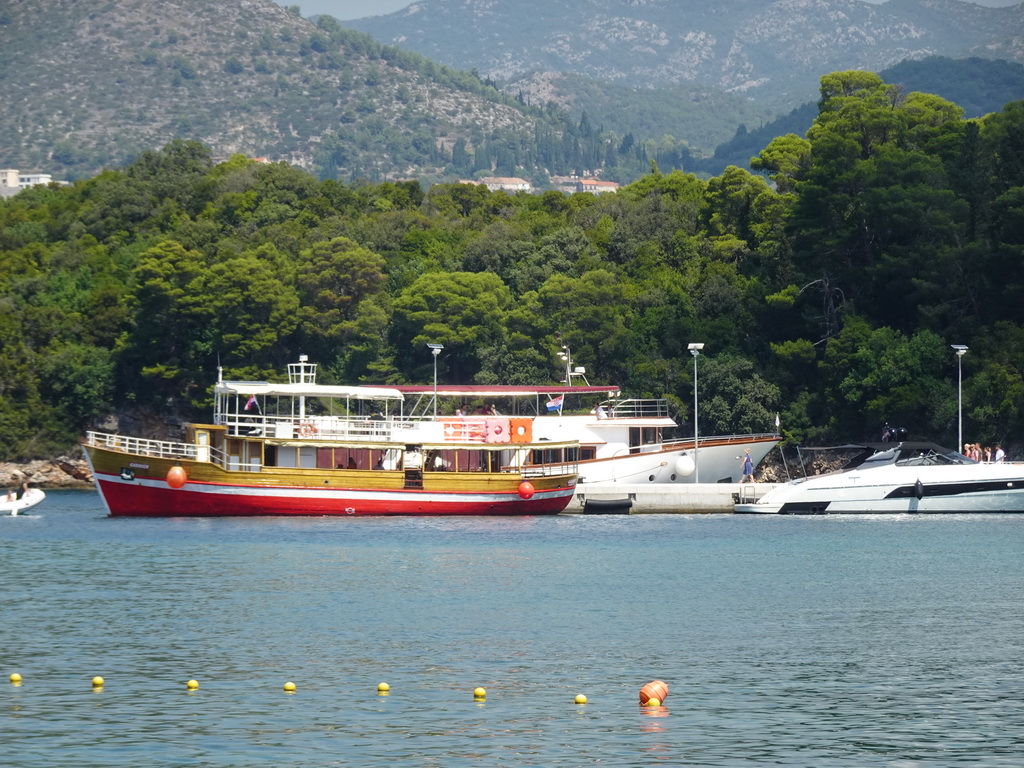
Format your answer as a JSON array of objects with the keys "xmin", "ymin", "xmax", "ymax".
[{"xmin": 740, "ymin": 449, "xmax": 755, "ymax": 482}]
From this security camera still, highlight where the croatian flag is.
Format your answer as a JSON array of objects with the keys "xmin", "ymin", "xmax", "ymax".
[
  {"xmin": 546, "ymin": 395, "xmax": 563, "ymax": 412},
  {"xmin": 244, "ymin": 394, "xmax": 258, "ymax": 411}
]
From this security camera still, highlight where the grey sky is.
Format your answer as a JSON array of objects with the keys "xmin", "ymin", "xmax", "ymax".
[{"xmin": 282, "ymin": 0, "xmax": 1019, "ymax": 23}]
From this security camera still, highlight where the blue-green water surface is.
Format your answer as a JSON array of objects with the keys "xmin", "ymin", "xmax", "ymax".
[{"xmin": 3, "ymin": 490, "xmax": 1023, "ymax": 766}]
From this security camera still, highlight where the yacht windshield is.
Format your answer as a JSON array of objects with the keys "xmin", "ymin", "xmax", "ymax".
[{"xmin": 895, "ymin": 447, "xmax": 975, "ymax": 466}]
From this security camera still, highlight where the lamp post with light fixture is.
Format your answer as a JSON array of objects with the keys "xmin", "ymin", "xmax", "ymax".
[
  {"xmin": 952, "ymin": 344, "xmax": 968, "ymax": 452},
  {"xmin": 688, "ymin": 343, "xmax": 705, "ymax": 482},
  {"xmin": 427, "ymin": 343, "xmax": 443, "ymax": 418}
]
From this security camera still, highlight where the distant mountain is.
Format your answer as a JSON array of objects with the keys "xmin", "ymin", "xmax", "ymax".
[
  {"xmin": 881, "ymin": 55, "xmax": 1024, "ymax": 117},
  {"xmin": 0, "ymin": 0, "xmax": 548, "ymax": 181},
  {"xmin": 344, "ymin": 0, "xmax": 1024, "ymax": 112}
]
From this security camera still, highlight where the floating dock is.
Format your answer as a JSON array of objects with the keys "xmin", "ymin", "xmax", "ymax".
[{"xmin": 564, "ymin": 483, "xmax": 780, "ymax": 514}]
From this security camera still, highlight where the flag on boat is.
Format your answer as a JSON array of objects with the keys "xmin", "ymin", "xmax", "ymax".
[
  {"xmin": 546, "ymin": 395, "xmax": 563, "ymax": 412},
  {"xmin": 244, "ymin": 394, "xmax": 258, "ymax": 411},
  {"xmin": 775, "ymin": 412, "xmax": 780, "ymax": 429}
]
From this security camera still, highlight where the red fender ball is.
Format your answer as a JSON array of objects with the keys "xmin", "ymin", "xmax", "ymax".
[
  {"xmin": 639, "ymin": 680, "xmax": 669, "ymax": 705},
  {"xmin": 517, "ymin": 481, "xmax": 535, "ymax": 499},
  {"xmin": 166, "ymin": 466, "xmax": 187, "ymax": 489}
]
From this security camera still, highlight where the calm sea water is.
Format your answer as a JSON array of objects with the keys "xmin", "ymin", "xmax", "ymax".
[{"xmin": 3, "ymin": 491, "xmax": 1023, "ymax": 767}]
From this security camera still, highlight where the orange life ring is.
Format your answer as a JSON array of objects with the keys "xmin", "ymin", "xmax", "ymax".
[
  {"xmin": 509, "ymin": 417, "xmax": 533, "ymax": 443},
  {"xmin": 298, "ymin": 422, "xmax": 318, "ymax": 438}
]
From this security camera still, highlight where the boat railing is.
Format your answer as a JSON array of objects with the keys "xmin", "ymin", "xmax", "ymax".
[
  {"xmin": 599, "ymin": 399, "xmax": 669, "ymax": 418},
  {"xmin": 85, "ymin": 431, "xmax": 199, "ymax": 461},
  {"xmin": 522, "ymin": 460, "xmax": 579, "ymax": 478},
  {"xmin": 220, "ymin": 414, "xmax": 395, "ymax": 441},
  {"xmin": 85, "ymin": 431, "xmax": 263, "ymax": 473},
  {"xmin": 661, "ymin": 432, "xmax": 779, "ymax": 448}
]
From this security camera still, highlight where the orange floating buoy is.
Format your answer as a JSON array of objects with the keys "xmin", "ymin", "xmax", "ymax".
[
  {"xmin": 166, "ymin": 466, "xmax": 187, "ymax": 489},
  {"xmin": 639, "ymin": 680, "xmax": 668, "ymax": 705},
  {"xmin": 518, "ymin": 481, "xmax": 535, "ymax": 499}
]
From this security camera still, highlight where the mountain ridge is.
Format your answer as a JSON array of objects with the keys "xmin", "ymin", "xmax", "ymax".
[{"xmin": 344, "ymin": 0, "xmax": 1024, "ymax": 110}]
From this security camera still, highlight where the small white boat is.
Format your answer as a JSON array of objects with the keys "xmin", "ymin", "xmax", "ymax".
[
  {"xmin": 734, "ymin": 442, "xmax": 1024, "ymax": 514},
  {"xmin": 1, "ymin": 487, "xmax": 45, "ymax": 516}
]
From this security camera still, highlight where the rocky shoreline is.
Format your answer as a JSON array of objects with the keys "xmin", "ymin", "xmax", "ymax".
[{"xmin": 0, "ymin": 447, "xmax": 94, "ymax": 490}]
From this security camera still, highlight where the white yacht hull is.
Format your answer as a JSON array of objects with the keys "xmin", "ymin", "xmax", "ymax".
[
  {"xmin": 574, "ymin": 436, "xmax": 778, "ymax": 485},
  {"xmin": 735, "ymin": 460, "xmax": 1024, "ymax": 514}
]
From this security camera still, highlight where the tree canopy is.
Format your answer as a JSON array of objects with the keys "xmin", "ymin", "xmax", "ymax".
[{"xmin": 2, "ymin": 79, "xmax": 1024, "ymax": 461}]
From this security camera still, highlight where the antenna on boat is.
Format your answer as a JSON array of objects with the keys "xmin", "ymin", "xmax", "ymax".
[{"xmin": 557, "ymin": 342, "xmax": 590, "ymax": 386}]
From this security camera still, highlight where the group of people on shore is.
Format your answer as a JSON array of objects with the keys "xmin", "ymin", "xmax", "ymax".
[{"xmin": 964, "ymin": 443, "xmax": 1005, "ymax": 462}]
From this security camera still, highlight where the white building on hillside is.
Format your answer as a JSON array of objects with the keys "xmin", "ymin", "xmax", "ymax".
[
  {"xmin": 1, "ymin": 169, "xmax": 62, "ymax": 198},
  {"xmin": 577, "ymin": 178, "xmax": 620, "ymax": 194},
  {"xmin": 478, "ymin": 176, "xmax": 532, "ymax": 193}
]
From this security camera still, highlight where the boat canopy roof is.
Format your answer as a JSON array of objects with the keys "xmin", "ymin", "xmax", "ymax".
[
  {"xmin": 215, "ymin": 380, "xmax": 405, "ymax": 402},
  {"xmin": 391, "ymin": 384, "xmax": 620, "ymax": 397}
]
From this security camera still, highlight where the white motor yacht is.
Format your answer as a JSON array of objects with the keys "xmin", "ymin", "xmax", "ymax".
[{"xmin": 734, "ymin": 442, "xmax": 1024, "ymax": 514}]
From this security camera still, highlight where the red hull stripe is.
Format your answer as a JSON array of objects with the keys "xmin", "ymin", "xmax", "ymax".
[{"xmin": 93, "ymin": 474, "xmax": 575, "ymax": 517}]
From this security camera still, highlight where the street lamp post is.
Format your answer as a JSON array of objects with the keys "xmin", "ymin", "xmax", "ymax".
[
  {"xmin": 428, "ymin": 343, "xmax": 443, "ymax": 419},
  {"xmin": 952, "ymin": 344, "xmax": 968, "ymax": 452},
  {"xmin": 688, "ymin": 343, "xmax": 705, "ymax": 482}
]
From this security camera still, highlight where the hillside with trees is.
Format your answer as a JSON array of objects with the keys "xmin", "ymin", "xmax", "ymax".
[
  {"xmin": 704, "ymin": 56, "xmax": 1024, "ymax": 175},
  {"xmin": 0, "ymin": 0, "xmax": 632, "ymax": 184},
  {"xmin": 2, "ymin": 72, "xmax": 1023, "ymax": 461}
]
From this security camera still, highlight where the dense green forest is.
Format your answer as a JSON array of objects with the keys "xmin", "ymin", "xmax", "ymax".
[{"xmin": 2, "ymin": 71, "xmax": 1024, "ymax": 461}]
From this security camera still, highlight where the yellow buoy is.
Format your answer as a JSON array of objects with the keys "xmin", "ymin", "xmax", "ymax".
[
  {"xmin": 283, "ymin": 681, "xmax": 296, "ymax": 692},
  {"xmin": 10, "ymin": 672, "xmax": 22, "ymax": 684},
  {"xmin": 91, "ymin": 676, "xmax": 104, "ymax": 688},
  {"xmin": 186, "ymin": 679, "xmax": 199, "ymax": 690},
  {"xmin": 377, "ymin": 682, "xmax": 390, "ymax": 693},
  {"xmin": 647, "ymin": 697, "xmax": 661, "ymax": 707},
  {"xmin": 473, "ymin": 686, "xmax": 487, "ymax": 699},
  {"xmin": 574, "ymin": 694, "xmax": 587, "ymax": 705}
]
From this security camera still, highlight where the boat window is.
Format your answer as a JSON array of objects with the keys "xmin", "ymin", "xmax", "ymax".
[{"xmin": 895, "ymin": 450, "xmax": 975, "ymax": 467}]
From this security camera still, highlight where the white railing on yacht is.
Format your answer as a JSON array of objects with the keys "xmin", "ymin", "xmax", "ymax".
[
  {"xmin": 220, "ymin": 414, "xmax": 397, "ymax": 440},
  {"xmin": 84, "ymin": 431, "xmax": 259, "ymax": 473},
  {"xmin": 601, "ymin": 399, "xmax": 670, "ymax": 418},
  {"xmin": 662, "ymin": 432, "xmax": 779, "ymax": 448},
  {"xmin": 85, "ymin": 431, "xmax": 198, "ymax": 460}
]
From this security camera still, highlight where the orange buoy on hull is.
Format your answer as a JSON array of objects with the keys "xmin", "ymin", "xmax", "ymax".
[
  {"xmin": 166, "ymin": 466, "xmax": 187, "ymax": 489},
  {"xmin": 639, "ymin": 680, "xmax": 668, "ymax": 705},
  {"xmin": 517, "ymin": 481, "xmax": 535, "ymax": 499}
]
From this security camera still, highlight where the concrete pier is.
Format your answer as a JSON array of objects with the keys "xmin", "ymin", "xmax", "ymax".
[{"xmin": 563, "ymin": 482, "xmax": 780, "ymax": 514}]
